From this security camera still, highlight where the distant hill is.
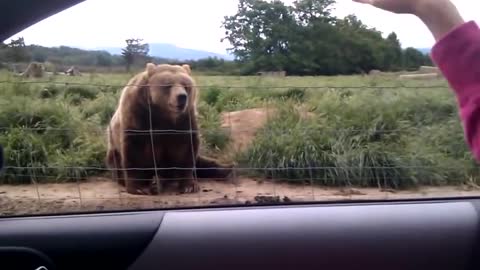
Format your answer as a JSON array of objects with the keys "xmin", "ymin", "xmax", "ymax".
[{"xmin": 96, "ymin": 43, "xmax": 233, "ymax": 61}]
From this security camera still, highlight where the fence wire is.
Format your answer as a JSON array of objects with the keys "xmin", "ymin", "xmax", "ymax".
[
  {"xmin": 1, "ymin": 78, "xmax": 478, "ymax": 214},
  {"xmin": 0, "ymin": 80, "xmax": 450, "ymax": 89}
]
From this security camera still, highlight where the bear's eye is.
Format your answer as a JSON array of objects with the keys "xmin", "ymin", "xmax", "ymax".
[{"xmin": 160, "ymin": 84, "xmax": 172, "ymax": 91}]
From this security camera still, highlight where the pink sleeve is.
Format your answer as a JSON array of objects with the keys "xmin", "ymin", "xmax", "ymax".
[{"xmin": 431, "ymin": 21, "xmax": 480, "ymax": 161}]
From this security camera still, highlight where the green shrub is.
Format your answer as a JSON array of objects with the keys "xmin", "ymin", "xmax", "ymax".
[
  {"xmin": 48, "ymin": 131, "xmax": 107, "ymax": 181},
  {"xmin": 241, "ymin": 92, "xmax": 478, "ymax": 189},
  {"xmin": 203, "ymin": 87, "xmax": 222, "ymax": 106},
  {"xmin": 214, "ymin": 90, "xmax": 263, "ymax": 112},
  {"xmin": 0, "ymin": 124, "xmax": 105, "ymax": 184},
  {"xmin": 198, "ymin": 102, "xmax": 230, "ymax": 152},
  {"xmin": 0, "ymin": 82, "xmax": 33, "ymax": 97},
  {"xmin": 39, "ymin": 85, "xmax": 63, "ymax": 99},
  {"xmin": 0, "ymin": 128, "xmax": 50, "ymax": 184},
  {"xmin": 0, "ymin": 99, "xmax": 80, "ymax": 148},
  {"xmin": 0, "ymin": 92, "xmax": 105, "ymax": 184},
  {"xmin": 63, "ymin": 86, "xmax": 98, "ymax": 105},
  {"xmin": 270, "ymin": 88, "xmax": 306, "ymax": 102},
  {"xmin": 81, "ymin": 93, "xmax": 118, "ymax": 125}
]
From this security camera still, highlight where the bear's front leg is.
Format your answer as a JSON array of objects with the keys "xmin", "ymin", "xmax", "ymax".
[
  {"xmin": 124, "ymin": 171, "xmax": 157, "ymax": 195},
  {"xmin": 106, "ymin": 149, "xmax": 124, "ymax": 186},
  {"xmin": 177, "ymin": 170, "xmax": 199, "ymax": 194},
  {"xmin": 121, "ymin": 138, "xmax": 157, "ymax": 196}
]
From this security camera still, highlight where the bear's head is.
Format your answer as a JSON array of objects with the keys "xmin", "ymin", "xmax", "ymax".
[{"xmin": 143, "ymin": 63, "xmax": 198, "ymax": 118}]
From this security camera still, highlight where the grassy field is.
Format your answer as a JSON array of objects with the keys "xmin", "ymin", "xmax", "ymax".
[{"xmin": 0, "ymin": 70, "xmax": 477, "ymax": 190}]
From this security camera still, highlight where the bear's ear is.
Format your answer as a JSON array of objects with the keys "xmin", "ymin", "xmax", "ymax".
[
  {"xmin": 182, "ymin": 64, "xmax": 192, "ymax": 75},
  {"xmin": 146, "ymin": 63, "xmax": 157, "ymax": 77}
]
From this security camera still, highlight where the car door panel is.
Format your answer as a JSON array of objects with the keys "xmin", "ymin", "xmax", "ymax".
[
  {"xmin": 129, "ymin": 200, "xmax": 479, "ymax": 270},
  {"xmin": 1, "ymin": 199, "xmax": 479, "ymax": 270},
  {"xmin": 0, "ymin": 212, "xmax": 164, "ymax": 270}
]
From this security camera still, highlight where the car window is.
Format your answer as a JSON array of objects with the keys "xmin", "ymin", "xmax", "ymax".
[{"xmin": 1, "ymin": 0, "xmax": 479, "ymax": 217}]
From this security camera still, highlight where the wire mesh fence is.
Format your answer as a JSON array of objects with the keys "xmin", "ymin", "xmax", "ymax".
[{"xmin": 1, "ymin": 76, "xmax": 480, "ymax": 215}]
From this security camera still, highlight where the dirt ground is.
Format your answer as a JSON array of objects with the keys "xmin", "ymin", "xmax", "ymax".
[
  {"xmin": 2, "ymin": 177, "xmax": 480, "ymax": 216},
  {"xmin": 2, "ymin": 108, "xmax": 480, "ymax": 216}
]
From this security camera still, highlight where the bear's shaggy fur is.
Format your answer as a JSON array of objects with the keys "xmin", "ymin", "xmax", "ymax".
[{"xmin": 106, "ymin": 63, "xmax": 233, "ymax": 195}]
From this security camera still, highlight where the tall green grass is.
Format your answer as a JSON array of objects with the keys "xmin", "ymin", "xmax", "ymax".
[
  {"xmin": 0, "ymin": 70, "xmax": 476, "ymax": 189},
  {"xmin": 240, "ymin": 87, "xmax": 479, "ymax": 189},
  {"xmin": 0, "ymin": 74, "xmax": 237, "ymax": 184}
]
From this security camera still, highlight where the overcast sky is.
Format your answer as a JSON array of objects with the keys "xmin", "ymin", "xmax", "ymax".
[{"xmin": 7, "ymin": 0, "xmax": 480, "ymax": 54}]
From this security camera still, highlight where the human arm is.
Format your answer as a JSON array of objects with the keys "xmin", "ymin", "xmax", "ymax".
[
  {"xmin": 353, "ymin": 0, "xmax": 464, "ymax": 41},
  {"xmin": 354, "ymin": 0, "xmax": 480, "ymax": 161},
  {"xmin": 431, "ymin": 21, "xmax": 480, "ymax": 161}
]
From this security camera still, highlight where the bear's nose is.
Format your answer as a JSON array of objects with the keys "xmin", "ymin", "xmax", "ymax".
[{"xmin": 177, "ymin": 94, "xmax": 188, "ymax": 108}]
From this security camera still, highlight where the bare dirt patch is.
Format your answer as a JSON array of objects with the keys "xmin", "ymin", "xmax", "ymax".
[
  {"xmin": 221, "ymin": 108, "xmax": 273, "ymax": 152},
  {"xmin": 1, "ymin": 108, "xmax": 480, "ymax": 216},
  {"xmin": 220, "ymin": 107, "xmax": 313, "ymax": 152}
]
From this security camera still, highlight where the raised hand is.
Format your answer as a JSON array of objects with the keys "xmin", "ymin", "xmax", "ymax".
[{"xmin": 352, "ymin": 0, "xmax": 464, "ymax": 41}]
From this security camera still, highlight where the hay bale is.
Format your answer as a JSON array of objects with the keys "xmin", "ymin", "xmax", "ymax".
[
  {"xmin": 20, "ymin": 62, "xmax": 45, "ymax": 78},
  {"xmin": 256, "ymin": 71, "xmax": 286, "ymax": 77},
  {"xmin": 369, "ymin": 69, "xmax": 381, "ymax": 76},
  {"xmin": 418, "ymin": 66, "xmax": 440, "ymax": 74},
  {"xmin": 65, "ymin": 66, "xmax": 82, "ymax": 76},
  {"xmin": 398, "ymin": 73, "xmax": 440, "ymax": 80}
]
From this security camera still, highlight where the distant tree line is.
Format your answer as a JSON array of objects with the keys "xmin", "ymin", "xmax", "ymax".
[
  {"xmin": 221, "ymin": 0, "xmax": 433, "ymax": 75},
  {"xmin": 0, "ymin": 37, "xmax": 237, "ymax": 74},
  {"xmin": 0, "ymin": 37, "xmax": 122, "ymax": 68}
]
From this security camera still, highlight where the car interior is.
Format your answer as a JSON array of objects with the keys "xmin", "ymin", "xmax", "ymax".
[{"xmin": 1, "ymin": 1, "xmax": 480, "ymax": 270}]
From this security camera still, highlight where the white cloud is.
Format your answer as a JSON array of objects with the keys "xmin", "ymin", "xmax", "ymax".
[{"xmin": 7, "ymin": 0, "xmax": 480, "ymax": 54}]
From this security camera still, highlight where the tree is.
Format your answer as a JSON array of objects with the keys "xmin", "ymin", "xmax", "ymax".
[
  {"xmin": 32, "ymin": 51, "xmax": 47, "ymax": 62},
  {"xmin": 221, "ymin": 0, "xmax": 428, "ymax": 75},
  {"xmin": 292, "ymin": 0, "xmax": 336, "ymax": 25},
  {"xmin": 423, "ymin": 54, "xmax": 434, "ymax": 66},
  {"xmin": 382, "ymin": 32, "xmax": 403, "ymax": 71},
  {"xmin": 403, "ymin": 47, "xmax": 426, "ymax": 70},
  {"xmin": 221, "ymin": 0, "xmax": 301, "ymax": 72},
  {"xmin": 96, "ymin": 52, "xmax": 113, "ymax": 67},
  {"xmin": 121, "ymin": 38, "xmax": 150, "ymax": 72},
  {"xmin": 5, "ymin": 37, "xmax": 30, "ymax": 62}
]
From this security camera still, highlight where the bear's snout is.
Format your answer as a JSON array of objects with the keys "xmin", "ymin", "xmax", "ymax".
[{"xmin": 177, "ymin": 93, "xmax": 188, "ymax": 109}]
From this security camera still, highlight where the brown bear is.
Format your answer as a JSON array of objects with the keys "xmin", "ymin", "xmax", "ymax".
[{"xmin": 106, "ymin": 63, "xmax": 233, "ymax": 195}]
